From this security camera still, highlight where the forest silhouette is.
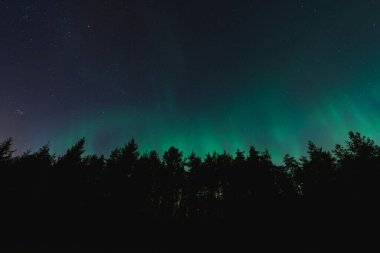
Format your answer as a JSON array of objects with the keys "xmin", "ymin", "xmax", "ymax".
[{"xmin": 1, "ymin": 131, "xmax": 379, "ymax": 251}]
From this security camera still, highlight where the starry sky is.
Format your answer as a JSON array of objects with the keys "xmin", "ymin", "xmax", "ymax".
[{"xmin": 1, "ymin": 0, "xmax": 380, "ymax": 163}]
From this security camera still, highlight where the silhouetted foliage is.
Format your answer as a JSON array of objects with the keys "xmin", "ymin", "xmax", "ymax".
[
  {"xmin": 2, "ymin": 132, "xmax": 380, "ymax": 223},
  {"xmin": 2, "ymin": 132, "xmax": 380, "ymax": 251},
  {"xmin": 0, "ymin": 137, "xmax": 14, "ymax": 165}
]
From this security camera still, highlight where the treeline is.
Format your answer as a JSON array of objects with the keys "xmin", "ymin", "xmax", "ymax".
[{"xmin": 1, "ymin": 131, "xmax": 380, "ymax": 222}]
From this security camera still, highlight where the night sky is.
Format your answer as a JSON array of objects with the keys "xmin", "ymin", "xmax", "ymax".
[{"xmin": 2, "ymin": 0, "xmax": 380, "ymax": 163}]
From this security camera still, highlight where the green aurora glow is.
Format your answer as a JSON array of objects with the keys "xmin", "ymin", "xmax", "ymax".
[{"xmin": 3, "ymin": 1, "xmax": 380, "ymax": 164}]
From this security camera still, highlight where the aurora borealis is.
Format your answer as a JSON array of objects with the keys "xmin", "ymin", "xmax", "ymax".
[{"xmin": 2, "ymin": 0, "xmax": 380, "ymax": 163}]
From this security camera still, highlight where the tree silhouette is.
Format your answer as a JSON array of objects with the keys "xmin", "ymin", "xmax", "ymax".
[
  {"xmin": 53, "ymin": 138, "xmax": 86, "ymax": 207},
  {"xmin": 0, "ymin": 137, "xmax": 14, "ymax": 163},
  {"xmin": 335, "ymin": 132, "xmax": 380, "ymax": 201},
  {"xmin": 161, "ymin": 146, "xmax": 185, "ymax": 218},
  {"xmin": 0, "ymin": 131, "xmax": 379, "ymax": 242},
  {"xmin": 298, "ymin": 142, "xmax": 336, "ymax": 201}
]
